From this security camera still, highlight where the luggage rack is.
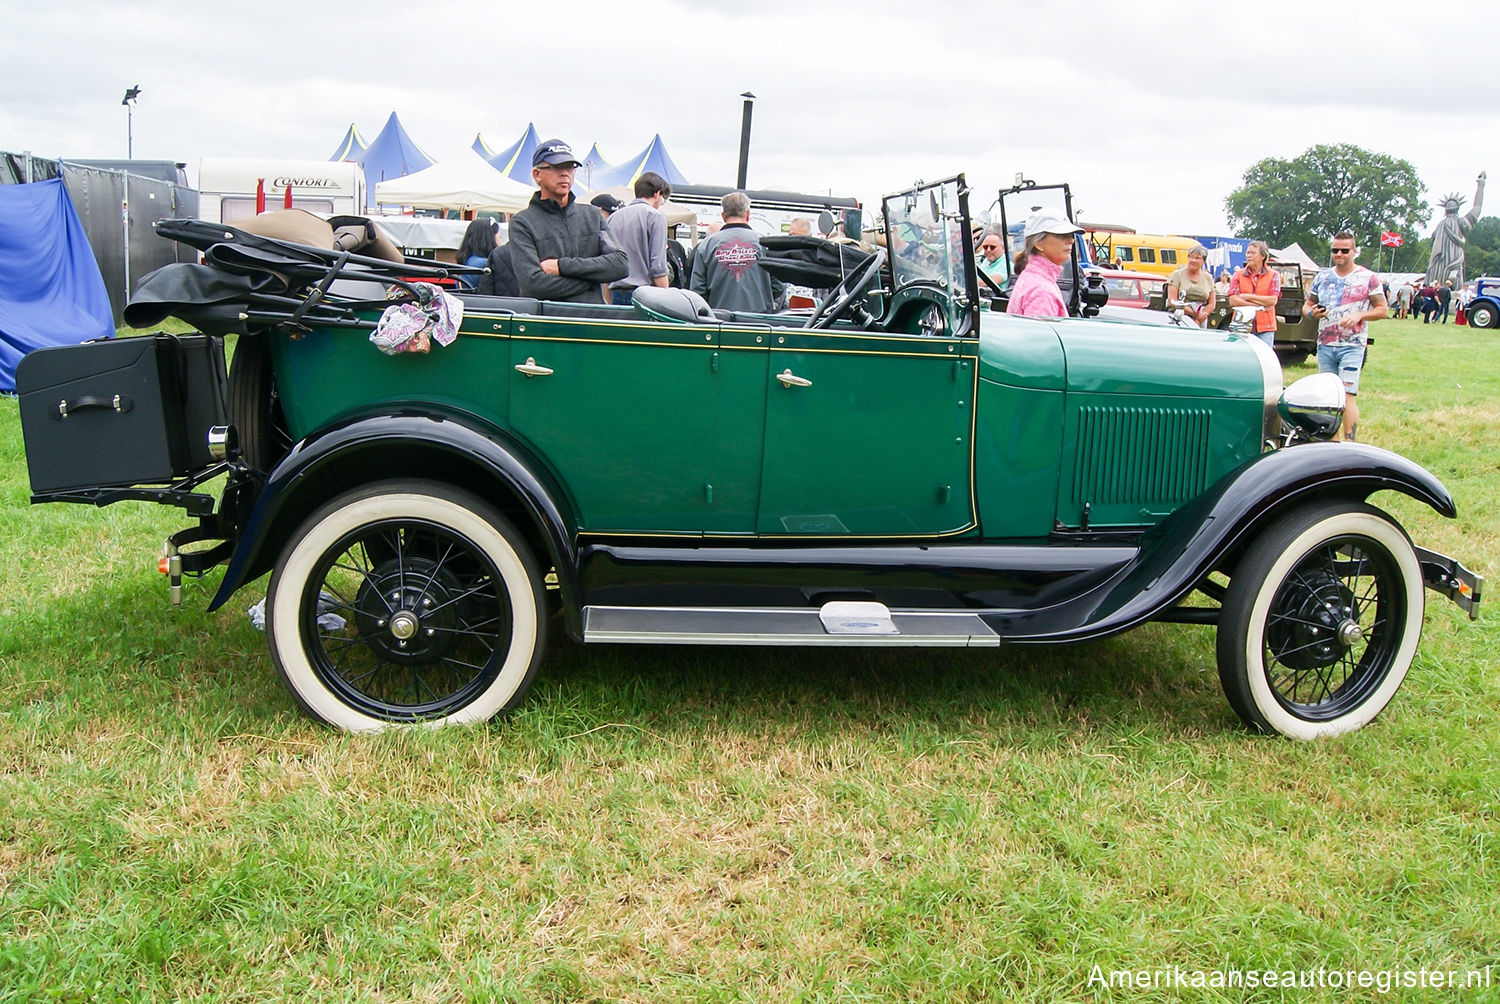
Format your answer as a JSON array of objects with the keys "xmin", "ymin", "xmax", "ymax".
[{"xmin": 30, "ymin": 460, "xmax": 237, "ymax": 516}]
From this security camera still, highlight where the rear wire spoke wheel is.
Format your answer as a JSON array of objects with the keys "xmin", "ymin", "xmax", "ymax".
[
  {"xmin": 267, "ymin": 481, "xmax": 546, "ymax": 731},
  {"xmin": 226, "ymin": 333, "xmax": 293, "ymax": 473},
  {"xmin": 1217, "ymin": 502, "xmax": 1425, "ymax": 739}
]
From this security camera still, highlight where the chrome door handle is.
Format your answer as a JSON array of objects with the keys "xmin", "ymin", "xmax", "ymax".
[
  {"xmin": 776, "ymin": 369, "xmax": 812, "ymax": 388},
  {"xmin": 514, "ymin": 357, "xmax": 554, "ymax": 378}
]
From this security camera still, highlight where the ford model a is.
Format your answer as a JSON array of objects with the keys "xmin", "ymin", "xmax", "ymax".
[{"xmin": 15, "ymin": 176, "xmax": 1481, "ymax": 738}]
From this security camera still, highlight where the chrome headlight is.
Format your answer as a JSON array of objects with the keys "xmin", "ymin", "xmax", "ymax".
[{"xmin": 1278, "ymin": 372, "xmax": 1346, "ymax": 440}]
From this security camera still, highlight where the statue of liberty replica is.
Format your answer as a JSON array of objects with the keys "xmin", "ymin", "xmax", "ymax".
[{"xmin": 1424, "ymin": 172, "xmax": 1486, "ymax": 284}]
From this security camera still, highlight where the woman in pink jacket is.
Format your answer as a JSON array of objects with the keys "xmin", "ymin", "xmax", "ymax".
[{"xmin": 1005, "ymin": 211, "xmax": 1085, "ymax": 318}]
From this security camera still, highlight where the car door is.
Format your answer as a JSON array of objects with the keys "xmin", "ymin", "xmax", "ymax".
[
  {"xmin": 507, "ymin": 312, "xmax": 722, "ymax": 534},
  {"xmin": 755, "ymin": 328, "xmax": 977, "ymax": 536}
]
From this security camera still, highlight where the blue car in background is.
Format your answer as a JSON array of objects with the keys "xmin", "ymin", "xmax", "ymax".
[{"xmin": 1466, "ymin": 277, "xmax": 1500, "ymax": 329}]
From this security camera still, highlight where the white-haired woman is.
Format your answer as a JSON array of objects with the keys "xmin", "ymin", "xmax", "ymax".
[
  {"xmin": 1005, "ymin": 211, "xmax": 1084, "ymax": 318},
  {"xmin": 1166, "ymin": 244, "xmax": 1216, "ymax": 326}
]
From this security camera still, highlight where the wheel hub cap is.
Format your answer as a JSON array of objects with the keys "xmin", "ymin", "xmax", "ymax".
[
  {"xmin": 352, "ymin": 556, "xmax": 466, "ymax": 665},
  {"xmin": 1268, "ymin": 571, "xmax": 1358, "ymax": 670},
  {"xmin": 389, "ymin": 610, "xmax": 419, "ymax": 641}
]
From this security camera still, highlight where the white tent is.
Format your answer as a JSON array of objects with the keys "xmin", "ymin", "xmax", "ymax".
[
  {"xmin": 1271, "ymin": 242, "xmax": 1320, "ymax": 271},
  {"xmin": 374, "ymin": 149, "xmax": 534, "ymax": 213}
]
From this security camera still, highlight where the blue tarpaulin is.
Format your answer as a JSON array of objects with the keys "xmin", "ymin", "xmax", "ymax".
[{"xmin": 0, "ymin": 178, "xmax": 113, "ymax": 392}]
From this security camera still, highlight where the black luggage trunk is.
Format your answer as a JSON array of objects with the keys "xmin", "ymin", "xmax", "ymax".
[{"xmin": 16, "ymin": 334, "xmax": 228, "ymax": 494}]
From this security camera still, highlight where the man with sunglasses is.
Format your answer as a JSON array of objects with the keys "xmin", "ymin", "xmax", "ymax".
[
  {"xmin": 1307, "ymin": 231, "xmax": 1388, "ymax": 442},
  {"xmin": 977, "ymin": 230, "xmax": 1007, "ymax": 280}
]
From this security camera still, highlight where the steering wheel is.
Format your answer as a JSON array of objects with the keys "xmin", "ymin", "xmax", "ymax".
[{"xmin": 804, "ymin": 247, "xmax": 886, "ymax": 329}]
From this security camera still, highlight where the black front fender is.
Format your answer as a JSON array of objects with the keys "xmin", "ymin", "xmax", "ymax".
[
  {"xmin": 1010, "ymin": 442, "xmax": 1455, "ymax": 642},
  {"xmin": 208, "ymin": 410, "xmax": 581, "ymax": 635}
]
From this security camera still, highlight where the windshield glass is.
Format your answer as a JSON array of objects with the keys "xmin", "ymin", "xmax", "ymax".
[
  {"xmin": 882, "ymin": 177, "xmax": 974, "ymax": 332},
  {"xmin": 986, "ymin": 184, "xmax": 1088, "ymax": 278}
]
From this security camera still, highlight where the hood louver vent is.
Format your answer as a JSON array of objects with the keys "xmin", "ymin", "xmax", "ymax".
[{"xmin": 1072, "ymin": 405, "xmax": 1211, "ymax": 506}]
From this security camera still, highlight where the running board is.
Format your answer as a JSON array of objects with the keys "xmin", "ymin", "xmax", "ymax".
[{"xmin": 582, "ymin": 601, "xmax": 1001, "ymax": 647}]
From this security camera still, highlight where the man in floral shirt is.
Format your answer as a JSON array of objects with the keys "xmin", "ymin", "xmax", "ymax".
[{"xmin": 1307, "ymin": 231, "xmax": 1388, "ymax": 442}]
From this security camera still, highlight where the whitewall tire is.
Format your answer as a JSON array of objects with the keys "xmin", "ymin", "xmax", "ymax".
[
  {"xmin": 266, "ymin": 481, "xmax": 546, "ymax": 732},
  {"xmin": 1217, "ymin": 502, "xmax": 1425, "ymax": 739}
]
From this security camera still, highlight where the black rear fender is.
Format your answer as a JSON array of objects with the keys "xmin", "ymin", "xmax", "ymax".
[{"xmin": 208, "ymin": 410, "xmax": 582, "ymax": 637}]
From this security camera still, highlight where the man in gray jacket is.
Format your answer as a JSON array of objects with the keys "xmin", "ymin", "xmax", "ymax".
[
  {"xmin": 690, "ymin": 191, "xmax": 784, "ymax": 313},
  {"xmin": 606, "ymin": 171, "xmax": 672, "ymax": 306},
  {"xmin": 509, "ymin": 139, "xmax": 627, "ymax": 303}
]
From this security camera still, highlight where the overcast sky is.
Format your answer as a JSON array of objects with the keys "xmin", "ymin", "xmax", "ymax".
[{"xmin": 3, "ymin": 0, "xmax": 1494, "ymax": 237}]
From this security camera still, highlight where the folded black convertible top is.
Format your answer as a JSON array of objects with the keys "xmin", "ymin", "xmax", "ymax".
[
  {"xmin": 129, "ymin": 212, "xmax": 458, "ymax": 334},
  {"xmin": 759, "ymin": 235, "xmax": 876, "ymax": 287}
]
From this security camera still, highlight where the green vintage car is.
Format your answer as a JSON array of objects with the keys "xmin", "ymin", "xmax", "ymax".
[{"xmin": 15, "ymin": 176, "xmax": 1482, "ymax": 739}]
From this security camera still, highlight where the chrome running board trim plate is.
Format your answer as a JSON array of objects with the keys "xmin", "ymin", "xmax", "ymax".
[{"xmin": 582, "ymin": 603, "xmax": 1001, "ymax": 647}]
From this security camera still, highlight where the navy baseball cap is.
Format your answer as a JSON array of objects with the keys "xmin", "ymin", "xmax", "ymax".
[
  {"xmin": 590, "ymin": 193, "xmax": 624, "ymax": 213},
  {"xmin": 532, "ymin": 139, "xmax": 582, "ymax": 168}
]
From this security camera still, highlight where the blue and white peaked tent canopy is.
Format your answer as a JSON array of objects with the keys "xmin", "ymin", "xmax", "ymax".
[
  {"xmin": 357, "ymin": 112, "xmax": 434, "ymax": 210},
  {"xmin": 471, "ymin": 133, "xmax": 497, "ymax": 160},
  {"xmin": 328, "ymin": 123, "xmax": 367, "ymax": 162},
  {"xmin": 580, "ymin": 143, "xmax": 611, "ymax": 189},
  {"xmin": 482, "ymin": 124, "xmax": 542, "ymax": 184},
  {"xmin": 591, "ymin": 135, "xmax": 690, "ymax": 190}
]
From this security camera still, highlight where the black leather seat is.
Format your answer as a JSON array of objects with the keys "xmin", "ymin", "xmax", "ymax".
[
  {"xmin": 454, "ymin": 294, "xmax": 542, "ymax": 315},
  {"xmin": 633, "ymin": 286, "xmax": 717, "ymax": 323},
  {"xmin": 536, "ymin": 302, "xmax": 633, "ymax": 320}
]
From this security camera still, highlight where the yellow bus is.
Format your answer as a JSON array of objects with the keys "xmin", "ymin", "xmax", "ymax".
[{"xmin": 1085, "ymin": 229, "xmax": 1203, "ymax": 278}]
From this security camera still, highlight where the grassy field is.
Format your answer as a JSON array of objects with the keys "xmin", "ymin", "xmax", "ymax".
[{"xmin": 1, "ymin": 317, "xmax": 1497, "ymax": 1002}]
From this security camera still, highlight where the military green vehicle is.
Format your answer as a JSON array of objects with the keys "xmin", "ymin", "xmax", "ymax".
[
  {"xmin": 1175, "ymin": 261, "xmax": 1318, "ymax": 363},
  {"xmin": 15, "ymin": 176, "xmax": 1481, "ymax": 739}
]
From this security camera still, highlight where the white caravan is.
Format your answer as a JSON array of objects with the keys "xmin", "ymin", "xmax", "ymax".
[{"xmin": 198, "ymin": 158, "xmax": 365, "ymax": 224}]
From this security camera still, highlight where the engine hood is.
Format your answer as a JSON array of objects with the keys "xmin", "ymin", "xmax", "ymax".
[
  {"xmin": 973, "ymin": 311, "xmax": 1283, "ymax": 531},
  {"xmin": 978, "ymin": 312, "xmax": 1279, "ymax": 401}
]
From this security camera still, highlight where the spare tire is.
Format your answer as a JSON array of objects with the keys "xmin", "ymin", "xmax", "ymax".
[{"xmin": 226, "ymin": 334, "xmax": 291, "ymax": 474}]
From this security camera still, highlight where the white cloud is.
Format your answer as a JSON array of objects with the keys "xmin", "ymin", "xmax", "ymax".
[{"xmin": 2, "ymin": 0, "xmax": 1494, "ymax": 235}]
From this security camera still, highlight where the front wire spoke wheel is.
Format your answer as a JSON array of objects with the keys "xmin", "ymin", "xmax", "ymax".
[{"xmin": 1263, "ymin": 538, "xmax": 1380, "ymax": 709}]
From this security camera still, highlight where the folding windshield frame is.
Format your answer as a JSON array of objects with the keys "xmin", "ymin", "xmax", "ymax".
[
  {"xmin": 994, "ymin": 179, "xmax": 1085, "ymax": 318},
  {"xmin": 881, "ymin": 175, "xmax": 979, "ymax": 337}
]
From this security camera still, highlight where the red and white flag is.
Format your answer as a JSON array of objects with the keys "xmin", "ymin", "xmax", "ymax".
[{"xmin": 1380, "ymin": 231, "xmax": 1404, "ymax": 248}]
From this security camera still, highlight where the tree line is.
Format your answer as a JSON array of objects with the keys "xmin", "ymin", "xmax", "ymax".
[{"xmin": 1224, "ymin": 144, "xmax": 1498, "ymax": 276}]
